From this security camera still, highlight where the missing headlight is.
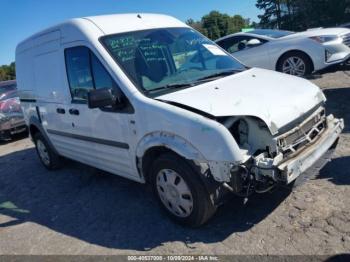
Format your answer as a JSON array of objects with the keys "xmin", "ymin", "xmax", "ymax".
[{"xmin": 229, "ymin": 119, "xmax": 249, "ymax": 146}]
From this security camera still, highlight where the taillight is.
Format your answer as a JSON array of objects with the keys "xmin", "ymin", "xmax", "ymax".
[
  {"xmin": 0, "ymin": 98, "xmax": 21, "ymax": 113},
  {"xmin": 0, "ymin": 100, "xmax": 6, "ymax": 111}
]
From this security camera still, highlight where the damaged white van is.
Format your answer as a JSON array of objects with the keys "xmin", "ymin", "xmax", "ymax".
[{"xmin": 16, "ymin": 14, "xmax": 344, "ymax": 226}]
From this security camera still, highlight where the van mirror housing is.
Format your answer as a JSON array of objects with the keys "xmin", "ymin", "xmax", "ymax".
[{"xmin": 88, "ymin": 88, "xmax": 125, "ymax": 110}]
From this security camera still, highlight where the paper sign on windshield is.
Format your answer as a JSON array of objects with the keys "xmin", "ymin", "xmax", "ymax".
[{"xmin": 203, "ymin": 44, "xmax": 227, "ymax": 56}]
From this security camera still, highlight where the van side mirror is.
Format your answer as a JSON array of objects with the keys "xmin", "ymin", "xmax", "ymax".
[{"xmin": 88, "ymin": 88, "xmax": 125, "ymax": 110}]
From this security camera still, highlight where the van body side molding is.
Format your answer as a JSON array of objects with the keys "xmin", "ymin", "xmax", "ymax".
[{"xmin": 46, "ymin": 129, "xmax": 130, "ymax": 149}]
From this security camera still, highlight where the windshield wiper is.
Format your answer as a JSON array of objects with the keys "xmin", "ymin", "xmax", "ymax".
[
  {"xmin": 145, "ymin": 69, "xmax": 244, "ymax": 95},
  {"xmin": 145, "ymin": 82, "xmax": 194, "ymax": 94},
  {"xmin": 194, "ymin": 69, "xmax": 244, "ymax": 83}
]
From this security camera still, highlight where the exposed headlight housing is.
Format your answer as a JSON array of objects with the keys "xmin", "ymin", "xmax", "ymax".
[
  {"xmin": 310, "ymin": 35, "xmax": 340, "ymax": 43},
  {"xmin": 228, "ymin": 118, "xmax": 249, "ymax": 146},
  {"xmin": 238, "ymin": 119, "xmax": 249, "ymax": 145}
]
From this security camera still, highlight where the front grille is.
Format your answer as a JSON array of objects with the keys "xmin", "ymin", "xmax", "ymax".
[
  {"xmin": 277, "ymin": 108, "xmax": 326, "ymax": 158},
  {"xmin": 342, "ymin": 33, "xmax": 350, "ymax": 48}
]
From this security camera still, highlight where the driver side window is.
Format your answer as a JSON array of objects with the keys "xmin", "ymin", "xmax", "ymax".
[{"xmin": 65, "ymin": 46, "xmax": 118, "ymax": 102}]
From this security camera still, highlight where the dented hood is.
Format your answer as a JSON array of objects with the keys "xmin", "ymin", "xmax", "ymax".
[{"xmin": 157, "ymin": 68, "xmax": 325, "ymax": 135}]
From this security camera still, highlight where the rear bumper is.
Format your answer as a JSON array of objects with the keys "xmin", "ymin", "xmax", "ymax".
[
  {"xmin": 278, "ymin": 115, "xmax": 344, "ymax": 184},
  {"xmin": 0, "ymin": 115, "xmax": 27, "ymax": 139}
]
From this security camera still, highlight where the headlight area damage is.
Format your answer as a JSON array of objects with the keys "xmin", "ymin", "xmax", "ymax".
[{"xmin": 213, "ymin": 106, "xmax": 344, "ymax": 199}]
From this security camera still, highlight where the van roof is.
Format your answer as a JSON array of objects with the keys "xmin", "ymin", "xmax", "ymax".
[
  {"xmin": 84, "ymin": 13, "xmax": 187, "ymax": 35},
  {"xmin": 16, "ymin": 13, "xmax": 188, "ymax": 53}
]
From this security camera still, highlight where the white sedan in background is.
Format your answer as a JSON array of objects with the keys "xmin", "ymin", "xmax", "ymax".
[{"xmin": 216, "ymin": 28, "xmax": 350, "ymax": 76}]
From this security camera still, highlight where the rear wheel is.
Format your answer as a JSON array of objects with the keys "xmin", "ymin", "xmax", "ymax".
[
  {"xmin": 34, "ymin": 132, "xmax": 61, "ymax": 170},
  {"xmin": 277, "ymin": 51, "xmax": 313, "ymax": 77},
  {"xmin": 150, "ymin": 153, "xmax": 217, "ymax": 227}
]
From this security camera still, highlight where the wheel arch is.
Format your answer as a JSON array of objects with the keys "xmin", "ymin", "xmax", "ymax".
[
  {"xmin": 135, "ymin": 131, "xmax": 206, "ymax": 183},
  {"xmin": 28, "ymin": 116, "xmax": 59, "ymax": 155},
  {"xmin": 276, "ymin": 49, "xmax": 315, "ymax": 72}
]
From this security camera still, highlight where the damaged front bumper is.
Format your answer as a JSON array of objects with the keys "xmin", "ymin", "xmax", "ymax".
[
  {"xmin": 277, "ymin": 115, "xmax": 344, "ymax": 184},
  {"xmin": 208, "ymin": 114, "xmax": 343, "ymax": 197}
]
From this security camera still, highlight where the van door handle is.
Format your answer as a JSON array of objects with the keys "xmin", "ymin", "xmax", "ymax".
[
  {"xmin": 56, "ymin": 108, "xmax": 66, "ymax": 114},
  {"xmin": 69, "ymin": 108, "xmax": 80, "ymax": 115}
]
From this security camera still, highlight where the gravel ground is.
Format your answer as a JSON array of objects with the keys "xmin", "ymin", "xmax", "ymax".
[{"xmin": 0, "ymin": 71, "xmax": 349, "ymax": 255}]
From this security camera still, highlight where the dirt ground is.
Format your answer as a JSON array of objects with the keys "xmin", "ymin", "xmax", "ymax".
[{"xmin": 0, "ymin": 71, "xmax": 349, "ymax": 255}]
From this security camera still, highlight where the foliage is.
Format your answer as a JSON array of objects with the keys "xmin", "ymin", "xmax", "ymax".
[
  {"xmin": 0, "ymin": 62, "xmax": 16, "ymax": 81},
  {"xmin": 256, "ymin": 0, "xmax": 350, "ymax": 31},
  {"xmin": 186, "ymin": 11, "xmax": 249, "ymax": 40}
]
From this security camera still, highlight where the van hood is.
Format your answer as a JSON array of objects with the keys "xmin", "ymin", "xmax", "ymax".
[{"xmin": 157, "ymin": 68, "xmax": 326, "ymax": 135}]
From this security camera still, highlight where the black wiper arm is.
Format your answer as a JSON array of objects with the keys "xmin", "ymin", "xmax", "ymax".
[
  {"xmin": 145, "ymin": 82, "xmax": 193, "ymax": 94},
  {"xmin": 145, "ymin": 69, "xmax": 244, "ymax": 94},
  {"xmin": 195, "ymin": 69, "xmax": 243, "ymax": 82}
]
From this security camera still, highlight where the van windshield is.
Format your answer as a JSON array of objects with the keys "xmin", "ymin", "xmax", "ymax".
[{"xmin": 102, "ymin": 27, "xmax": 246, "ymax": 96}]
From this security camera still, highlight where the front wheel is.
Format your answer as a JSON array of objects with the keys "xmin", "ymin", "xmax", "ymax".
[
  {"xmin": 150, "ymin": 153, "xmax": 217, "ymax": 227},
  {"xmin": 277, "ymin": 52, "xmax": 313, "ymax": 77}
]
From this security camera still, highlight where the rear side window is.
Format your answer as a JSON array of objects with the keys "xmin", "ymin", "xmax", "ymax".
[
  {"xmin": 217, "ymin": 36, "xmax": 266, "ymax": 53},
  {"xmin": 65, "ymin": 46, "xmax": 117, "ymax": 102},
  {"xmin": 217, "ymin": 36, "xmax": 248, "ymax": 53}
]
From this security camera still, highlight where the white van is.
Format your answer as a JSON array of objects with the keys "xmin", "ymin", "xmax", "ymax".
[{"xmin": 16, "ymin": 14, "xmax": 344, "ymax": 226}]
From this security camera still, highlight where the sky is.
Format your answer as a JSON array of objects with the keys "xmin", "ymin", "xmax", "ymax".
[{"xmin": 0, "ymin": 0, "xmax": 261, "ymax": 65}]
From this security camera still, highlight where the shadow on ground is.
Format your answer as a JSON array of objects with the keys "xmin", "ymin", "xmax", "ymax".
[
  {"xmin": 0, "ymin": 131, "xmax": 28, "ymax": 145},
  {"xmin": 323, "ymin": 87, "xmax": 350, "ymax": 133},
  {"xmin": 318, "ymin": 156, "xmax": 350, "ymax": 186},
  {"xmin": 0, "ymin": 147, "xmax": 293, "ymax": 251}
]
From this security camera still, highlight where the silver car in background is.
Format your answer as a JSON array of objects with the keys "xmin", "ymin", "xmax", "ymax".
[
  {"xmin": 0, "ymin": 80, "xmax": 27, "ymax": 140},
  {"xmin": 216, "ymin": 28, "xmax": 350, "ymax": 77}
]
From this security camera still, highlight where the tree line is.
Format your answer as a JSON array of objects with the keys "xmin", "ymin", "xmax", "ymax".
[
  {"xmin": 0, "ymin": 62, "xmax": 15, "ymax": 81},
  {"xmin": 186, "ymin": 11, "xmax": 250, "ymax": 40},
  {"xmin": 256, "ymin": 0, "xmax": 350, "ymax": 31},
  {"xmin": 187, "ymin": 1, "xmax": 349, "ymax": 39}
]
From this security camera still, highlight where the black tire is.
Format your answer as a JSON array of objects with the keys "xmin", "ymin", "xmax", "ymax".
[
  {"xmin": 34, "ymin": 132, "xmax": 61, "ymax": 170},
  {"xmin": 150, "ymin": 153, "xmax": 217, "ymax": 227},
  {"xmin": 277, "ymin": 51, "xmax": 313, "ymax": 77}
]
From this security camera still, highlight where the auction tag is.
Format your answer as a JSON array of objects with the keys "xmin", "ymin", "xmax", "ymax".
[{"xmin": 203, "ymin": 44, "xmax": 227, "ymax": 56}]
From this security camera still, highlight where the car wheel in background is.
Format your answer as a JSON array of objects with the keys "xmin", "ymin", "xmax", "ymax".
[
  {"xmin": 150, "ymin": 153, "xmax": 217, "ymax": 227},
  {"xmin": 34, "ymin": 132, "xmax": 61, "ymax": 170},
  {"xmin": 277, "ymin": 51, "xmax": 313, "ymax": 77}
]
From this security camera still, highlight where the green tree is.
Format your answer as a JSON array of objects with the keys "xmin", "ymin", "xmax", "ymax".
[
  {"xmin": 187, "ymin": 11, "xmax": 248, "ymax": 40},
  {"xmin": 256, "ymin": 0, "xmax": 285, "ymax": 29},
  {"xmin": 186, "ymin": 18, "xmax": 208, "ymax": 36},
  {"xmin": 256, "ymin": 0, "xmax": 350, "ymax": 31},
  {"xmin": 0, "ymin": 62, "xmax": 16, "ymax": 81}
]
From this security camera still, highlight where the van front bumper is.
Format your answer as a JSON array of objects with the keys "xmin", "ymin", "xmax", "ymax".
[{"xmin": 277, "ymin": 115, "xmax": 344, "ymax": 184}]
